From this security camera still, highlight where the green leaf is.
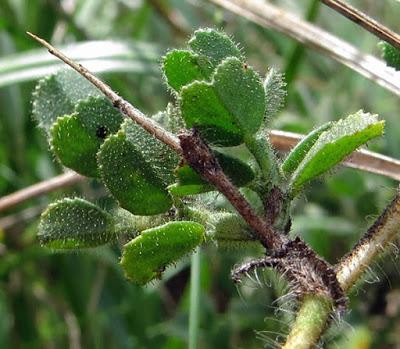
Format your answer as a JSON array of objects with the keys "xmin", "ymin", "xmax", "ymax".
[
  {"xmin": 188, "ymin": 28, "xmax": 243, "ymax": 74},
  {"xmin": 162, "ymin": 50, "xmax": 207, "ymax": 91},
  {"xmin": 379, "ymin": 41, "xmax": 400, "ymax": 70},
  {"xmin": 32, "ymin": 69, "xmax": 101, "ymax": 134},
  {"xmin": 120, "ymin": 221, "xmax": 205, "ymax": 284},
  {"xmin": 289, "ymin": 111, "xmax": 385, "ymax": 192},
  {"xmin": 169, "ymin": 151, "xmax": 255, "ymax": 196},
  {"xmin": 264, "ymin": 67, "xmax": 287, "ymax": 120},
  {"xmin": 50, "ymin": 97, "xmax": 124, "ymax": 177},
  {"xmin": 50, "ymin": 114, "xmax": 100, "ymax": 177},
  {"xmin": 180, "ymin": 57, "xmax": 265, "ymax": 146},
  {"xmin": 210, "ymin": 212, "xmax": 255, "ymax": 245},
  {"xmin": 167, "ymin": 183, "xmax": 213, "ymax": 197},
  {"xmin": 37, "ymin": 198, "xmax": 116, "ymax": 249},
  {"xmin": 180, "ymin": 81, "xmax": 242, "ymax": 146},
  {"xmin": 281, "ymin": 122, "xmax": 333, "ymax": 175},
  {"xmin": 98, "ymin": 119, "xmax": 178, "ymax": 215}
]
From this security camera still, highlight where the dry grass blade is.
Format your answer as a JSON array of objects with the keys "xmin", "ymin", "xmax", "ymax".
[
  {"xmin": 209, "ymin": 0, "xmax": 400, "ymax": 97},
  {"xmin": 0, "ymin": 171, "xmax": 84, "ymax": 213}
]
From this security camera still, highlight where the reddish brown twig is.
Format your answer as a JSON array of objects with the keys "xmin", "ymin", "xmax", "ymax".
[{"xmin": 321, "ymin": 0, "xmax": 400, "ymax": 49}]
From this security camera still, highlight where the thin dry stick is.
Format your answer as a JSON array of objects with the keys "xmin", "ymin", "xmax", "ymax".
[
  {"xmin": 26, "ymin": 32, "xmax": 182, "ymax": 155},
  {"xmin": 0, "ymin": 171, "xmax": 83, "ymax": 213},
  {"xmin": 209, "ymin": 0, "xmax": 400, "ymax": 97},
  {"xmin": 1, "ymin": 130, "xmax": 399, "ymax": 213},
  {"xmin": 321, "ymin": 0, "xmax": 400, "ymax": 49}
]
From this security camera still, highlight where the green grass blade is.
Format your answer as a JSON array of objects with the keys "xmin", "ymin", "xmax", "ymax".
[{"xmin": 0, "ymin": 40, "xmax": 160, "ymax": 88}]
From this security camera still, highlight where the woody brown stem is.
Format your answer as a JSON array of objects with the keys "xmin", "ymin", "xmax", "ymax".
[{"xmin": 179, "ymin": 129, "xmax": 281, "ymax": 249}]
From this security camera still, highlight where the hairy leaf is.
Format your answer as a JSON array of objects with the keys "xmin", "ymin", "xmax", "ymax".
[
  {"xmin": 281, "ymin": 122, "xmax": 333, "ymax": 176},
  {"xmin": 162, "ymin": 50, "xmax": 207, "ymax": 91},
  {"xmin": 210, "ymin": 212, "xmax": 255, "ymax": 245},
  {"xmin": 37, "ymin": 198, "xmax": 116, "ymax": 249},
  {"xmin": 289, "ymin": 111, "xmax": 384, "ymax": 192},
  {"xmin": 180, "ymin": 57, "xmax": 265, "ymax": 146},
  {"xmin": 98, "ymin": 119, "xmax": 178, "ymax": 215},
  {"xmin": 32, "ymin": 69, "xmax": 100, "ymax": 134},
  {"xmin": 120, "ymin": 221, "xmax": 205, "ymax": 284},
  {"xmin": 264, "ymin": 67, "xmax": 287, "ymax": 120},
  {"xmin": 188, "ymin": 28, "xmax": 243, "ymax": 74},
  {"xmin": 50, "ymin": 97, "xmax": 124, "ymax": 177}
]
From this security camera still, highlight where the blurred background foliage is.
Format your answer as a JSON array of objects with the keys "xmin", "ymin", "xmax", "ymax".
[{"xmin": 0, "ymin": 0, "xmax": 399, "ymax": 348}]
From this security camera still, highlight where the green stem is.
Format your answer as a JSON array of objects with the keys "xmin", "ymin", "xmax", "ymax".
[
  {"xmin": 282, "ymin": 295, "xmax": 332, "ymax": 349},
  {"xmin": 283, "ymin": 189, "xmax": 400, "ymax": 349},
  {"xmin": 189, "ymin": 248, "xmax": 201, "ymax": 349},
  {"xmin": 244, "ymin": 131, "xmax": 282, "ymax": 188}
]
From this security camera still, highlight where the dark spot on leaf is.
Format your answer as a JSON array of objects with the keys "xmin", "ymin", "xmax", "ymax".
[{"xmin": 96, "ymin": 126, "xmax": 108, "ymax": 139}]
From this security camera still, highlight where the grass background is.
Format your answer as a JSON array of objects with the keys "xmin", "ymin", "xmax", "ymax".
[{"xmin": 0, "ymin": 0, "xmax": 399, "ymax": 348}]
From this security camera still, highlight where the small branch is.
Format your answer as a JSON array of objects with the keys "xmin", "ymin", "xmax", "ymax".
[
  {"xmin": 320, "ymin": 0, "xmax": 400, "ymax": 49},
  {"xmin": 209, "ymin": 0, "xmax": 400, "ymax": 97},
  {"xmin": 0, "ymin": 171, "xmax": 83, "ymax": 213},
  {"xmin": 26, "ymin": 32, "xmax": 182, "ymax": 155},
  {"xmin": 283, "ymin": 188, "xmax": 400, "ymax": 349},
  {"xmin": 337, "ymin": 189, "xmax": 400, "ymax": 292},
  {"xmin": 179, "ymin": 129, "xmax": 280, "ymax": 249}
]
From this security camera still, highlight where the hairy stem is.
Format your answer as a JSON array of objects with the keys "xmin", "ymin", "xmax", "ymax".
[
  {"xmin": 282, "ymin": 295, "xmax": 332, "ymax": 349},
  {"xmin": 179, "ymin": 129, "xmax": 281, "ymax": 249},
  {"xmin": 244, "ymin": 131, "xmax": 282, "ymax": 188},
  {"xmin": 337, "ymin": 189, "xmax": 400, "ymax": 292},
  {"xmin": 283, "ymin": 188, "xmax": 400, "ymax": 349}
]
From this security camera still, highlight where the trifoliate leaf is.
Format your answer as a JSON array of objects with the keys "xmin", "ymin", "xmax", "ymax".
[
  {"xmin": 188, "ymin": 28, "xmax": 244, "ymax": 74},
  {"xmin": 379, "ymin": 41, "xmax": 400, "ymax": 70},
  {"xmin": 32, "ymin": 69, "xmax": 100, "ymax": 135},
  {"xmin": 98, "ymin": 119, "xmax": 178, "ymax": 215},
  {"xmin": 37, "ymin": 198, "xmax": 116, "ymax": 249},
  {"xmin": 289, "ymin": 111, "xmax": 384, "ymax": 193},
  {"xmin": 120, "ymin": 221, "xmax": 205, "ymax": 284},
  {"xmin": 50, "ymin": 97, "xmax": 124, "ymax": 177},
  {"xmin": 162, "ymin": 50, "xmax": 207, "ymax": 91},
  {"xmin": 264, "ymin": 67, "xmax": 287, "ymax": 120},
  {"xmin": 180, "ymin": 57, "xmax": 265, "ymax": 146},
  {"xmin": 281, "ymin": 122, "xmax": 333, "ymax": 176}
]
